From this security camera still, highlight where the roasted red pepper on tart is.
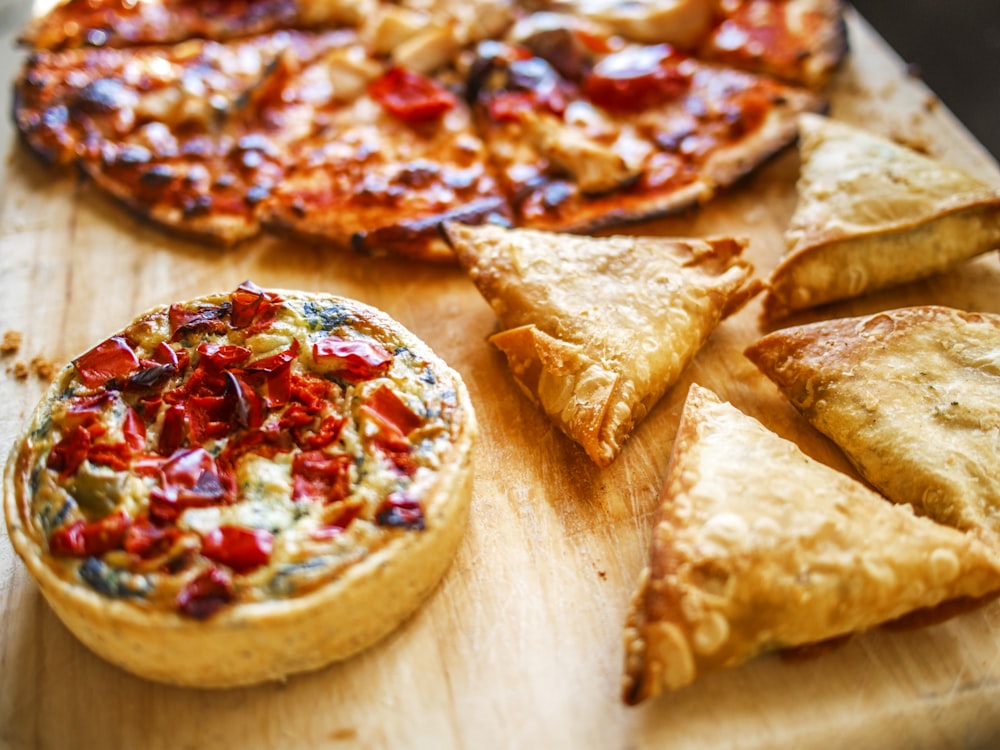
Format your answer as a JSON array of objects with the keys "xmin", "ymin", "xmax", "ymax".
[{"xmin": 4, "ymin": 284, "xmax": 477, "ymax": 686}]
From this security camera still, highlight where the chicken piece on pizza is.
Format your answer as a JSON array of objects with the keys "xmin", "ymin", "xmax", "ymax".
[
  {"xmin": 260, "ymin": 65, "xmax": 512, "ymax": 262},
  {"xmin": 442, "ymin": 222, "xmax": 762, "ymax": 465},
  {"xmin": 746, "ymin": 306, "xmax": 1000, "ymax": 549},
  {"xmin": 466, "ymin": 26, "xmax": 824, "ymax": 233},
  {"xmin": 366, "ymin": 0, "xmax": 515, "ymax": 74},
  {"xmin": 4, "ymin": 283, "xmax": 477, "ymax": 687},
  {"xmin": 622, "ymin": 383, "xmax": 1000, "ymax": 704},
  {"xmin": 20, "ymin": 0, "xmax": 372, "ymax": 51},
  {"xmin": 521, "ymin": 0, "xmax": 717, "ymax": 48},
  {"xmin": 762, "ymin": 114, "xmax": 1000, "ymax": 322}
]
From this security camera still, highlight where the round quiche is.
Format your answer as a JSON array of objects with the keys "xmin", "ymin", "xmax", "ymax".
[{"xmin": 4, "ymin": 283, "xmax": 477, "ymax": 687}]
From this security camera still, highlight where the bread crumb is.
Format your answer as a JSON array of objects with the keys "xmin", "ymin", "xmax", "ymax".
[
  {"xmin": 11, "ymin": 361, "xmax": 29, "ymax": 379},
  {"xmin": 1, "ymin": 330, "xmax": 22, "ymax": 355},
  {"xmin": 30, "ymin": 355, "xmax": 57, "ymax": 381}
]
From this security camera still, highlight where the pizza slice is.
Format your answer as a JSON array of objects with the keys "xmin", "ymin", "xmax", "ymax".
[
  {"xmin": 745, "ymin": 305, "xmax": 1000, "ymax": 548},
  {"xmin": 519, "ymin": 0, "xmax": 848, "ymax": 87},
  {"xmin": 20, "ymin": 0, "xmax": 370, "ymax": 50},
  {"xmin": 623, "ymin": 383, "xmax": 1000, "ymax": 704},
  {"xmin": 441, "ymin": 222, "xmax": 762, "ymax": 465},
  {"xmin": 762, "ymin": 114, "xmax": 1000, "ymax": 322},
  {"xmin": 698, "ymin": 0, "xmax": 848, "ymax": 88},
  {"xmin": 260, "ymin": 65, "xmax": 512, "ymax": 262},
  {"xmin": 467, "ymin": 23, "xmax": 824, "ymax": 233},
  {"xmin": 14, "ymin": 31, "xmax": 379, "ymax": 245}
]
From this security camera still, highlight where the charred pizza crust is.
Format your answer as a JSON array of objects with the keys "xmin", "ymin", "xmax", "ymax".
[
  {"xmin": 746, "ymin": 305, "xmax": 1000, "ymax": 548},
  {"xmin": 623, "ymin": 383, "xmax": 1000, "ymax": 704},
  {"xmin": 443, "ymin": 222, "xmax": 761, "ymax": 465},
  {"xmin": 762, "ymin": 114, "xmax": 1000, "ymax": 321},
  {"xmin": 4, "ymin": 284, "xmax": 477, "ymax": 687}
]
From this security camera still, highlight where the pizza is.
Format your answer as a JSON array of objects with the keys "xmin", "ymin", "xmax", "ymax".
[
  {"xmin": 12, "ymin": 0, "xmax": 846, "ymax": 257},
  {"xmin": 622, "ymin": 383, "xmax": 1000, "ymax": 703},
  {"xmin": 762, "ymin": 114, "xmax": 1000, "ymax": 322},
  {"xmin": 442, "ymin": 222, "xmax": 761, "ymax": 465},
  {"xmin": 3, "ymin": 283, "xmax": 477, "ymax": 686},
  {"xmin": 746, "ymin": 306, "xmax": 1000, "ymax": 548},
  {"xmin": 526, "ymin": 0, "xmax": 848, "ymax": 86}
]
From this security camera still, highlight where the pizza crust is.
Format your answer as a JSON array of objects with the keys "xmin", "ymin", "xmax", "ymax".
[
  {"xmin": 4, "ymin": 289, "xmax": 477, "ymax": 687},
  {"xmin": 762, "ymin": 114, "xmax": 1000, "ymax": 321},
  {"xmin": 622, "ymin": 383, "xmax": 1000, "ymax": 704}
]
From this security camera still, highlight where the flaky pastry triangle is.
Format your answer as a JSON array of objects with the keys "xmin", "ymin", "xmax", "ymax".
[
  {"xmin": 762, "ymin": 114, "xmax": 1000, "ymax": 321},
  {"xmin": 622, "ymin": 383, "xmax": 1000, "ymax": 704},
  {"xmin": 746, "ymin": 305, "xmax": 1000, "ymax": 547},
  {"xmin": 442, "ymin": 223, "xmax": 762, "ymax": 465}
]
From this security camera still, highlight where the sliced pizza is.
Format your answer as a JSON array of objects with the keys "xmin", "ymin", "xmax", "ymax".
[
  {"xmin": 20, "ymin": 0, "xmax": 371, "ymax": 51},
  {"xmin": 4, "ymin": 283, "xmax": 477, "ymax": 687},
  {"xmin": 762, "ymin": 114, "xmax": 1000, "ymax": 322},
  {"xmin": 521, "ymin": 0, "xmax": 848, "ymax": 87},
  {"xmin": 442, "ymin": 222, "xmax": 762, "ymax": 465},
  {"xmin": 260, "ymin": 65, "xmax": 512, "ymax": 262},
  {"xmin": 623, "ymin": 383, "xmax": 1000, "ymax": 704},
  {"xmin": 746, "ymin": 305, "xmax": 1000, "ymax": 548},
  {"xmin": 467, "ymin": 26, "xmax": 824, "ymax": 233},
  {"xmin": 14, "ymin": 30, "xmax": 359, "ymax": 244}
]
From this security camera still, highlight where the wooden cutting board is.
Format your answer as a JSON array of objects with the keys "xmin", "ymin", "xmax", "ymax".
[{"xmin": 2, "ymin": 7, "xmax": 1000, "ymax": 749}]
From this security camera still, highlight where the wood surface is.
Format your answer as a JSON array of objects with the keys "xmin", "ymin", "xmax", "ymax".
[{"xmin": 3, "ymin": 6, "xmax": 1000, "ymax": 749}]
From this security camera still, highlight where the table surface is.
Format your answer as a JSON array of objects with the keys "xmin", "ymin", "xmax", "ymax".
[{"xmin": 3, "ymin": 6, "xmax": 1000, "ymax": 750}]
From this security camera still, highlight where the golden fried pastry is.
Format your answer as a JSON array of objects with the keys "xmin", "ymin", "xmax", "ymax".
[
  {"xmin": 762, "ymin": 114, "xmax": 1000, "ymax": 321},
  {"xmin": 442, "ymin": 222, "xmax": 762, "ymax": 465},
  {"xmin": 746, "ymin": 305, "xmax": 1000, "ymax": 547},
  {"xmin": 622, "ymin": 383, "xmax": 1000, "ymax": 704}
]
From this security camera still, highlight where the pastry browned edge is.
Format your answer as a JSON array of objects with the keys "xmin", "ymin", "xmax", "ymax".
[
  {"xmin": 442, "ymin": 222, "xmax": 762, "ymax": 466},
  {"xmin": 622, "ymin": 383, "xmax": 1000, "ymax": 704},
  {"xmin": 5, "ymin": 287, "xmax": 477, "ymax": 687},
  {"xmin": 747, "ymin": 305, "xmax": 1000, "ymax": 548},
  {"xmin": 762, "ymin": 114, "xmax": 1000, "ymax": 322}
]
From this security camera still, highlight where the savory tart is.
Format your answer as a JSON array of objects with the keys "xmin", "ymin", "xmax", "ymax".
[
  {"xmin": 762, "ymin": 114, "xmax": 1000, "ymax": 322},
  {"xmin": 442, "ymin": 222, "xmax": 762, "ymax": 466},
  {"xmin": 4, "ymin": 283, "xmax": 477, "ymax": 687},
  {"xmin": 622, "ymin": 383, "xmax": 1000, "ymax": 704},
  {"xmin": 746, "ymin": 305, "xmax": 1000, "ymax": 548}
]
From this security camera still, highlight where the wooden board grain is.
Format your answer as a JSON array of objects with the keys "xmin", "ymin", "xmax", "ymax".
[{"xmin": 3, "ymin": 7, "xmax": 1000, "ymax": 749}]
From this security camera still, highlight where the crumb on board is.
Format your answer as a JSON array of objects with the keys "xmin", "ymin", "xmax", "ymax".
[
  {"xmin": 1, "ymin": 330, "xmax": 22, "ymax": 355},
  {"xmin": 31, "ymin": 356, "xmax": 57, "ymax": 381},
  {"xmin": 597, "ymin": 570, "xmax": 607, "ymax": 580},
  {"xmin": 1, "ymin": 331, "xmax": 57, "ymax": 381}
]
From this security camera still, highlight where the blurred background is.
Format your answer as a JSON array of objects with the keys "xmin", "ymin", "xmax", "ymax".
[{"xmin": 852, "ymin": 0, "xmax": 1000, "ymax": 159}]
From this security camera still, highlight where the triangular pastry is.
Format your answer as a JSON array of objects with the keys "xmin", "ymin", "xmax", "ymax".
[
  {"xmin": 762, "ymin": 114, "xmax": 1000, "ymax": 321},
  {"xmin": 746, "ymin": 305, "xmax": 1000, "ymax": 547},
  {"xmin": 622, "ymin": 383, "xmax": 1000, "ymax": 704},
  {"xmin": 442, "ymin": 223, "xmax": 762, "ymax": 465}
]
